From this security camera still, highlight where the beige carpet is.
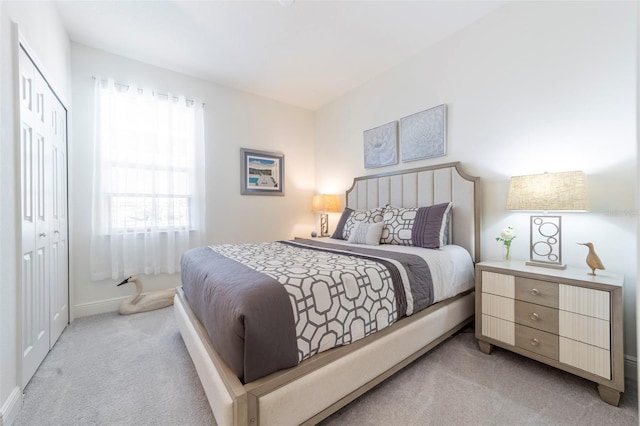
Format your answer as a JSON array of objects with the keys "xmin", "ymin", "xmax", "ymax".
[{"xmin": 14, "ymin": 306, "xmax": 638, "ymax": 425}]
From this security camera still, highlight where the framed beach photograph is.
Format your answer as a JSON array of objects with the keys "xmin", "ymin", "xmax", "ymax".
[
  {"xmin": 241, "ymin": 148, "xmax": 285, "ymax": 196},
  {"xmin": 363, "ymin": 121, "xmax": 398, "ymax": 169},
  {"xmin": 400, "ymin": 104, "xmax": 447, "ymax": 162}
]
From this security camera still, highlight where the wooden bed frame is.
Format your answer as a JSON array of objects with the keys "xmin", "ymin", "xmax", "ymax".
[{"xmin": 174, "ymin": 162, "xmax": 480, "ymax": 425}]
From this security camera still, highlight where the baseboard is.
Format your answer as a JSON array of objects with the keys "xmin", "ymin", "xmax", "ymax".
[
  {"xmin": 625, "ymin": 355, "xmax": 637, "ymax": 382},
  {"xmin": 0, "ymin": 386, "xmax": 22, "ymax": 426},
  {"xmin": 74, "ymin": 296, "xmax": 127, "ymax": 318}
]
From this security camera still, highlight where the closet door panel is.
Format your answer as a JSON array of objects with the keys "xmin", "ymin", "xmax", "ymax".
[
  {"xmin": 20, "ymin": 48, "xmax": 50, "ymax": 386},
  {"xmin": 49, "ymin": 95, "xmax": 68, "ymax": 345}
]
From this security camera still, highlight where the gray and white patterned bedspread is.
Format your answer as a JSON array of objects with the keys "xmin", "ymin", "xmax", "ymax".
[{"xmin": 181, "ymin": 239, "xmax": 434, "ymax": 383}]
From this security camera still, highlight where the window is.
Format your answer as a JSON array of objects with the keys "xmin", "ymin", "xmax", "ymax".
[{"xmin": 90, "ymin": 79, "xmax": 205, "ymax": 280}]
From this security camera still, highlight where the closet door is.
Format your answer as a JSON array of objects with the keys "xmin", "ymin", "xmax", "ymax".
[
  {"xmin": 19, "ymin": 45, "xmax": 69, "ymax": 386},
  {"xmin": 49, "ymin": 93, "xmax": 69, "ymax": 344},
  {"xmin": 20, "ymin": 47, "xmax": 51, "ymax": 386}
]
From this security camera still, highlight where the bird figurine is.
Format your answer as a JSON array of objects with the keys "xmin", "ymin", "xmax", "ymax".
[
  {"xmin": 116, "ymin": 275, "xmax": 176, "ymax": 315},
  {"xmin": 577, "ymin": 242, "xmax": 605, "ymax": 276}
]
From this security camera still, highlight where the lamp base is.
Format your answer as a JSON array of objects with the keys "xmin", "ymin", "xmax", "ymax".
[
  {"xmin": 528, "ymin": 215, "xmax": 565, "ymax": 268},
  {"xmin": 526, "ymin": 260, "xmax": 567, "ymax": 270},
  {"xmin": 319, "ymin": 213, "xmax": 329, "ymax": 237}
]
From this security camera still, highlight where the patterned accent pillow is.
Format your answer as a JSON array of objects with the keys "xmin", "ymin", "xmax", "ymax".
[
  {"xmin": 348, "ymin": 221, "xmax": 384, "ymax": 246},
  {"xmin": 381, "ymin": 202, "xmax": 452, "ymax": 248},
  {"xmin": 331, "ymin": 207, "xmax": 384, "ymax": 240}
]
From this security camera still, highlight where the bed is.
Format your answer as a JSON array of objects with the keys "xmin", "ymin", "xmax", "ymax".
[{"xmin": 174, "ymin": 161, "xmax": 480, "ymax": 425}]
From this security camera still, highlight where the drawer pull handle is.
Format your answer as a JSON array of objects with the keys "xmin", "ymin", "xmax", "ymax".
[
  {"xmin": 530, "ymin": 288, "xmax": 540, "ymax": 296},
  {"xmin": 531, "ymin": 338, "xmax": 540, "ymax": 347},
  {"xmin": 530, "ymin": 313, "xmax": 540, "ymax": 321}
]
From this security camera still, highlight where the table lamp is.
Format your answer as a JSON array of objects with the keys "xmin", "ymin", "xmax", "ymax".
[
  {"xmin": 505, "ymin": 171, "xmax": 588, "ymax": 269},
  {"xmin": 312, "ymin": 194, "xmax": 341, "ymax": 237}
]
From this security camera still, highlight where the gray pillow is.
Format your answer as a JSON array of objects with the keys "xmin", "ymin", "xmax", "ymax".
[
  {"xmin": 347, "ymin": 221, "xmax": 384, "ymax": 245},
  {"xmin": 412, "ymin": 202, "xmax": 452, "ymax": 248}
]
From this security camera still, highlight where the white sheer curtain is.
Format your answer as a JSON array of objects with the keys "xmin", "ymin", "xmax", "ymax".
[{"xmin": 90, "ymin": 78, "xmax": 205, "ymax": 280}]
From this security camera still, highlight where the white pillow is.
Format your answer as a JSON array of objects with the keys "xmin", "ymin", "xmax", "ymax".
[{"xmin": 347, "ymin": 221, "xmax": 384, "ymax": 246}]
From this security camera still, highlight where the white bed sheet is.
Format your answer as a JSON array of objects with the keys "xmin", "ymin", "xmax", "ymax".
[{"xmin": 313, "ymin": 237, "xmax": 475, "ymax": 304}]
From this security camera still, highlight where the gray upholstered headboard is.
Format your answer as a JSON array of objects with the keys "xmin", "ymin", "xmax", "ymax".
[{"xmin": 345, "ymin": 162, "xmax": 480, "ymax": 262}]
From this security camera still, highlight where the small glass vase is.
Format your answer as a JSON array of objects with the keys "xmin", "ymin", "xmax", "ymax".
[{"xmin": 503, "ymin": 245, "xmax": 511, "ymax": 261}]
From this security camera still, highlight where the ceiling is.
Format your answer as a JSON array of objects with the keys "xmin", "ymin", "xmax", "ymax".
[{"xmin": 55, "ymin": 1, "xmax": 505, "ymax": 110}]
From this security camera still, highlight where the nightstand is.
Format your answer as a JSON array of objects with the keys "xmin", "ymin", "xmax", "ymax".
[{"xmin": 475, "ymin": 260, "xmax": 624, "ymax": 406}]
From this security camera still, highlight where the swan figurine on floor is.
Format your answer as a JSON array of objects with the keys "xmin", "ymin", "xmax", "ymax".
[{"xmin": 116, "ymin": 275, "xmax": 176, "ymax": 315}]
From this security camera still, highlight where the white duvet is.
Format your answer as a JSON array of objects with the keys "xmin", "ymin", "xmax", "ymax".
[{"xmin": 315, "ymin": 237, "xmax": 476, "ymax": 304}]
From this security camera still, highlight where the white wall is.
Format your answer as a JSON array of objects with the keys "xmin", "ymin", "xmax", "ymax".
[
  {"xmin": 0, "ymin": 2, "xmax": 70, "ymax": 424},
  {"xmin": 70, "ymin": 43, "xmax": 316, "ymax": 317},
  {"xmin": 315, "ymin": 1, "xmax": 638, "ymax": 367}
]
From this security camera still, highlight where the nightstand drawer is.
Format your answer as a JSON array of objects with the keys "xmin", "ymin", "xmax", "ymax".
[
  {"xmin": 515, "ymin": 277, "xmax": 559, "ymax": 308},
  {"xmin": 560, "ymin": 337, "xmax": 611, "ymax": 379},
  {"xmin": 482, "ymin": 293, "xmax": 514, "ymax": 321},
  {"xmin": 559, "ymin": 310, "xmax": 610, "ymax": 350},
  {"xmin": 559, "ymin": 284, "xmax": 610, "ymax": 320},
  {"xmin": 515, "ymin": 300, "xmax": 559, "ymax": 334},
  {"xmin": 482, "ymin": 314, "xmax": 515, "ymax": 346},
  {"xmin": 515, "ymin": 324, "xmax": 559, "ymax": 360},
  {"xmin": 482, "ymin": 271, "xmax": 514, "ymax": 298}
]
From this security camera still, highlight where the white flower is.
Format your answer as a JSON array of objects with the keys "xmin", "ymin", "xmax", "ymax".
[
  {"xmin": 500, "ymin": 226, "xmax": 515, "ymax": 241},
  {"xmin": 496, "ymin": 226, "xmax": 516, "ymax": 247}
]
